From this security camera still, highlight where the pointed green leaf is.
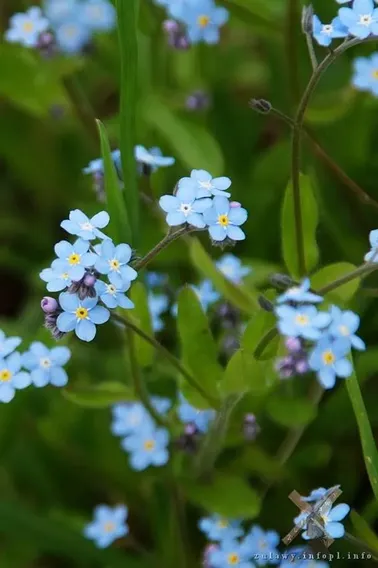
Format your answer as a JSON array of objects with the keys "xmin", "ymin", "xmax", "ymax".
[
  {"xmin": 63, "ymin": 382, "xmax": 135, "ymax": 408},
  {"xmin": 129, "ymin": 282, "xmax": 154, "ymax": 368},
  {"xmin": 311, "ymin": 262, "xmax": 359, "ymax": 304},
  {"xmin": 242, "ymin": 311, "xmax": 277, "ymax": 355},
  {"xmin": 221, "ymin": 350, "xmax": 276, "ymax": 396},
  {"xmin": 282, "ymin": 173, "xmax": 319, "ymax": 278},
  {"xmin": 350, "ymin": 511, "xmax": 378, "ymax": 554}
]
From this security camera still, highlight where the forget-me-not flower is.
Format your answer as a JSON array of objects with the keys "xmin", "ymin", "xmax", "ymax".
[
  {"xmin": 95, "ymin": 280, "xmax": 134, "ymax": 310},
  {"xmin": 53, "ymin": 239, "xmax": 97, "ymax": 281},
  {"xmin": 94, "ymin": 241, "xmax": 137, "ymax": 288},
  {"xmin": 135, "ymin": 145, "xmax": 175, "ymax": 173},
  {"xmin": 203, "ymin": 197, "xmax": 248, "ymax": 242},
  {"xmin": 216, "ymin": 254, "xmax": 250, "ymax": 283},
  {"xmin": 244, "ymin": 525, "xmax": 280, "ymax": 566},
  {"xmin": 83, "ymin": 158, "xmax": 104, "ymax": 175},
  {"xmin": 301, "ymin": 502, "xmax": 350, "ymax": 540},
  {"xmin": 312, "ymin": 15, "xmax": 348, "ymax": 46},
  {"xmin": 191, "ymin": 280, "xmax": 220, "ymax": 311},
  {"xmin": 277, "ymin": 279, "xmax": 322, "ymax": 304},
  {"xmin": 199, "ymin": 515, "xmax": 244, "ymax": 542},
  {"xmin": 338, "ymin": 0, "xmax": 378, "ymax": 39},
  {"xmin": 57, "ymin": 293, "xmax": 110, "ymax": 342},
  {"xmin": 121, "ymin": 425, "xmax": 170, "ymax": 470},
  {"xmin": 40, "ymin": 259, "xmax": 73, "ymax": 292},
  {"xmin": 208, "ymin": 538, "xmax": 254, "ymax": 568},
  {"xmin": 0, "ymin": 352, "xmax": 31, "ymax": 403},
  {"xmin": 0, "ymin": 330, "xmax": 21, "ymax": 358},
  {"xmin": 145, "ymin": 272, "xmax": 167, "ymax": 289},
  {"xmin": 159, "ymin": 185, "xmax": 212, "ymax": 228},
  {"xmin": 352, "ymin": 54, "xmax": 378, "ymax": 96},
  {"xmin": 111, "ymin": 398, "xmax": 170, "ymax": 437},
  {"xmin": 309, "ymin": 337, "xmax": 352, "ymax": 389},
  {"xmin": 55, "ymin": 20, "xmax": 91, "ymax": 53},
  {"xmin": 365, "ymin": 228, "xmax": 378, "ymax": 260},
  {"xmin": 175, "ymin": 0, "xmax": 229, "ymax": 44},
  {"xmin": 177, "ymin": 394, "xmax": 216, "ymax": 433},
  {"xmin": 80, "ymin": 0, "xmax": 116, "ymax": 31},
  {"xmin": 275, "ymin": 305, "xmax": 331, "ymax": 340},
  {"xmin": 148, "ymin": 293, "xmax": 169, "ymax": 332},
  {"xmin": 84, "ymin": 504, "xmax": 129, "ymax": 548},
  {"xmin": 43, "ymin": 0, "xmax": 77, "ymax": 24},
  {"xmin": 22, "ymin": 342, "xmax": 71, "ymax": 387},
  {"xmin": 328, "ymin": 306, "xmax": 365, "ymax": 350},
  {"xmin": 61, "ymin": 210, "xmax": 110, "ymax": 241},
  {"xmin": 178, "ymin": 169, "xmax": 231, "ymax": 198},
  {"xmin": 5, "ymin": 7, "xmax": 49, "ymax": 48},
  {"xmin": 301, "ymin": 487, "xmax": 328, "ymax": 503}
]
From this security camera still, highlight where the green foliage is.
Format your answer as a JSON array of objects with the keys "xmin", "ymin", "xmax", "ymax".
[
  {"xmin": 266, "ymin": 395, "xmax": 317, "ymax": 427},
  {"xmin": 62, "ymin": 382, "xmax": 135, "ymax": 408},
  {"xmin": 129, "ymin": 282, "xmax": 154, "ymax": 367},
  {"xmin": 311, "ymin": 262, "xmax": 360, "ymax": 303}
]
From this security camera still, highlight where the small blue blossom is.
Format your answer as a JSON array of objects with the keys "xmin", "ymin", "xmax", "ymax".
[
  {"xmin": 121, "ymin": 424, "xmax": 170, "ymax": 470},
  {"xmin": 22, "ymin": 342, "xmax": 71, "ymax": 387},
  {"xmin": 95, "ymin": 280, "xmax": 134, "ymax": 310},
  {"xmin": 178, "ymin": 169, "xmax": 231, "ymax": 198},
  {"xmin": 83, "ymin": 158, "xmax": 104, "ymax": 175},
  {"xmin": 352, "ymin": 54, "xmax": 378, "ymax": 96},
  {"xmin": 57, "ymin": 293, "xmax": 110, "ymax": 342},
  {"xmin": 53, "ymin": 239, "xmax": 97, "ymax": 281},
  {"xmin": 43, "ymin": 0, "xmax": 77, "ymax": 24},
  {"xmin": 80, "ymin": 0, "xmax": 116, "ymax": 32},
  {"xmin": 177, "ymin": 394, "xmax": 216, "ymax": 433},
  {"xmin": 328, "ymin": 306, "xmax": 365, "ymax": 350},
  {"xmin": 190, "ymin": 280, "xmax": 220, "ymax": 311},
  {"xmin": 84, "ymin": 504, "xmax": 129, "ymax": 548},
  {"xmin": 55, "ymin": 19, "xmax": 91, "ymax": 53},
  {"xmin": 216, "ymin": 254, "xmax": 251, "ymax": 283},
  {"xmin": 203, "ymin": 197, "xmax": 248, "ymax": 242},
  {"xmin": 148, "ymin": 293, "xmax": 169, "ymax": 332},
  {"xmin": 364, "ymin": 228, "xmax": 378, "ymax": 260},
  {"xmin": 300, "ymin": 502, "xmax": 350, "ymax": 540},
  {"xmin": 309, "ymin": 337, "xmax": 352, "ymax": 389},
  {"xmin": 338, "ymin": 0, "xmax": 378, "ymax": 39},
  {"xmin": 5, "ymin": 7, "xmax": 49, "ymax": 48},
  {"xmin": 111, "ymin": 397, "xmax": 171, "ymax": 437},
  {"xmin": 175, "ymin": 0, "xmax": 229, "ymax": 45},
  {"xmin": 61, "ymin": 209, "xmax": 110, "ymax": 241},
  {"xmin": 275, "ymin": 305, "xmax": 331, "ymax": 340},
  {"xmin": 94, "ymin": 241, "xmax": 137, "ymax": 288},
  {"xmin": 301, "ymin": 487, "xmax": 328, "ymax": 503},
  {"xmin": 244, "ymin": 525, "xmax": 280, "ymax": 566},
  {"xmin": 208, "ymin": 538, "xmax": 254, "ymax": 568},
  {"xmin": 0, "ymin": 330, "xmax": 21, "ymax": 358},
  {"xmin": 0, "ymin": 352, "xmax": 31, "ymax": 403},
  {"xmin": 40, "ymin": 260, "xmax": 73, "ymax": 292},
  {"xmin": 145, "ymin": 272, "xmax": 168, "ymax": 289},
  {"xmin": 312, "ymin": 15, "xmax": 348, "ymax": 46},
  {"xmin": 159, "ymin": 185, "xmax": 212, "ymax": 229},
  {"xmin": 277, "ymin": 278, "xmax": 322, "ymax": 305},
  {"xmin": 198, "ymin": 515, "xmax": 244, "ymax": 542},
  {"xmin": 135, "ymin": 145, "xmax": 175, "ymax": 173}
]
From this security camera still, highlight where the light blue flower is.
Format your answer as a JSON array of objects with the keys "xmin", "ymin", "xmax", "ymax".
[
  {"xmin": 243, "ymin": 525, "xmax": 280, "ymax": 566},
  {"xmin": 52, "ymin": 239, "xmax": 97, "ymax": 281},
  {"xmin": 84, "ymin": 504, "xmax": 128, "ymax": 548},
  {"xmin": 352, "ymin": 54, "xmax": 378, "ymax": 96},
  {"xmin": 301, "ymin": 502, "xmax": 350, "ymax": 540},
  {"xmin": 190, "ymin": 280, "xmax": 220, "ymax": 311},
  {"xmin": 308, "ymin": 337, "xmax": 352, "ymax": 389},
  {"xmin": 148, "ymin": 293, "xmax": 169, "ymax": 332},
  {"xmin": 40, "ymin": 260, "xmax": 73, "ymax": 292},
  {"xmin": 203, "ymin": 197, "xmax": 248, "ymax": 242},
  {"xmin": 175, "ymin": 0, "xmax": 229, "ymax": 44},
  {"xmin": 208, "ymin": 538, "xmax": 254, "ymax": 568},
  {"xmin": 216, "ymin": 254, "xmax": 251, "ymax": 283},
  {"xmin": 94, "ymin": 240, "xmax": 137, "ymax": 288},
  {"xmin": 43, "ymin": 0, "xmax": 77, "ymax": 24},
  {"xmin": 280, "ymin": 547, "xmax": 329, "ymax": 568},
  {"xmin": 0, "ymin": 352, "xmax": 31, "ymax": 403},
  {"xmin": 178, "ymin": 169, "xmax": 231, "ymax": 198},
  {"xmin": 275, "ymin": 305, "xmax": 331, "ymax": 340},
  {"xmin": 177, "ymin": 394, "xmax": 216, "ymax": 433},
  {"xmin": 80, "ymin": 0, "xmax": 116, "ymax": 31},
  {"xmin": 312, "ymin": 15, "xmax": 348, "ymax": 46},
  {"xmin": 159, "ymin": 185, "xmax": 212, "ymax": 229},
  {"xmin": 121, "ymin": 424, "xmax": 170, "ymax": 470},
  {"xmin": 328, "ymin": 306, "xmax": 365, "ymax": 350},
  {"xmin": 145, "ymin": 272, "xmax": 167, "ymax": 289},
  {"xmin": 83, "ymin": 158, "xmax": 104, "ymax": 175},
  {"xmin": 57, "ymin": 293, "xmax": 110, "ymax": 342},
  {"xmin": 301, "ymin": 487, "xmax": 328, "ymax": 503},
  {"xmin": 338, "ymin": 0, "xmax": 378, "ymax": 39},
  {"xmin": 0, "ymin": 330, "xmax": 21, "ymax": 358},
  {"xmin": 111, "ymin": 397, "xmax": 170, "ymax": 437},
  {"xmin": 198, "ymin": 515, "xmax": 244, "ymax": 542},
  {"xmin": 22, "ymin": 342, "xmax": 71, "ymax": 387},
  {"xmin": 5, "ymin": 7, "xmax": 49, "ymax": 48},
  {"xmin": 277, "ymin": 279, "xmax": 322, "ymax": 305},
  {"xmin": 95, "ymin": 280, "xmax": 134, "ymax": 310},
  {"xmin": 61, "ymin": 209, "xmax": 110, "ymax": 241},
  {"xmin": 135, "ymin": 145, "xmax": 175, "ymax": 173},
  {"xmin": 55, "ymin": 19, "xmax": 91, "ymax": 53},
  {"xmin": 364, "ymin": 228, "xmax": 378, "ymax": 260}
]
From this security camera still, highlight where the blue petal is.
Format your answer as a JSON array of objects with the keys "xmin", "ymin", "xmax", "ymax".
[
  {"xmin": 50, "ymin": 346, "xmax": 71, "ymax": 366},
  {"xmin": 115, "ymin": 244, "xmax": 132, "ymax": 263},
  {"xmin": 76, "ymin": 319, "xmax": 96, "ymax": 342},
  {"xmin": 0, "ymin": 384, "xmax": 15, "ymax": 403},
  {"xmin": 227, "ymin": 225, "xmax": 245, "ymax": 241},
  {"xmin": 117, "ymin": 295, "xmax": 134, "ymax": 309},
  {"xmin": 13, "ymin": 371, "xmax": 32, "ymax": 389},
  {"xmin": 228, "ymin": 207, "xmax": 248, "ymax": 226},
  {"xmin": 213, "ymin": 196, "xmax": 230, "ymax": 215},
  {"xmin": 89, "ymin": 306, "xmax": 110, "ymax": 324},
  {"xmin": 69, "ymin": 265, "xmax": 85, "ymax": 281},
  {"xmin": 30, "ymin": 342, "xmax": 49, "ymax": 357},
  {"xmin": 333, "ymin": 358, "xmax": 352, "ymax": 378},
  {"xmin": 209, "ymin": 225, "xmax": 227, "ymax": 241},
  {"xmin": 101, "ymin": 238, "xmax": 115, "ymax": 260},
  {"xmin": 318, "ymin": 368, "xmax": 336, "ymax": 389},
  {"xmin": 187, "ymin": 212, "xmax": 205, "ymax": 228},
  {"xmin": 59, "ymin": 292, "xmax": 79, "ymax": 312},
  {"xmin": 57, "ymin": 312, "xmax": 77, "ymax": 332},
  {"xmin": 328, "ymin": 503, "xmax": 350, "ymax": 521},
  {"xmin": 91, "ymin": 211, "xmax": 109, "ymax": 228},
  {"xmin": 159, "ymin": 195, "xmax": 178, "ymax": 213},
  {"xmin": 50, "ymin": 367, "xmax": 68, "ymax": 387},
  {"xmin": 325, "ymin": 522, "xmax": 345, "ymax": 538},
  {"xmin": 47, "ymin": 278, "xmax": 69, "ymax": 292},
  {"xmin": 31, "ymin": 368, "xmax": 50, "ymax": 387},
  {"xmin": 120, "ymin": 265, "xmax": 138, "ymax": 282},
  {"xmin": 54, "ymin": 240, "xmax": 73, "ymax": 259},
  {"xmin": 166, "ymin": 211, "xmax": 186, "ymax": 226}
]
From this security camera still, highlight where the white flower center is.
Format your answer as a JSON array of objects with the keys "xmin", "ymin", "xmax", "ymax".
[
  {"xmin": 360, "ymin": 14, "xmax": 373, "ymax": 26},
  {"xmin": 322, "ymin": 24, "xmax": 333, "ymax": 34},
  {"xmin": 295, "ymin": 314, "xmax": 309, "ymax": 326},
  {"xmin": 128, "ymin": 412, "xmax": 141, "ymax": 425},
  {"xmin": 287, "ymin": 286, "xmax": 301, "ymax": 296},
  {"xmin": 40, "ymin": 357, "xmax": 52, "ymax": 369},
  {"xmin": 179, "ymin": 203, "xmax": 193, "ymax": 216},
  {"xmin": 106, "ymin": 284, "xmax": 117, "ymax": 295},
  {"xmin": 338, "ymin": 325, "xmax": 350, "ymax": 336},
  {"xmin": 199, "ymin": 180, "xmax": 212, "ymax": 189},
  {"xmin": 80, "ymin": 221, "xmax": 94, "ymax": 231}
]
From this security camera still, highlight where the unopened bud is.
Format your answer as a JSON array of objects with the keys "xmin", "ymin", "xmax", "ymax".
[
  {"xmin": 83, "ymin": 273, "xmax": 96, "ymax": 287},
  {"xmin": 249, "ymin": 98, "xmax": 272, "ymax": 114},
  {"xmin": 269, "ymin": 273, "xmax": 295, "ymax": 289},
  {"xmin": 41, "ymin": 296, "xmax": 58, "ymax": 314},
  {"xmin": 285, "ymin": 337, "xmax": 302, "ymax": 353},
  {"xmin": 258, "ymin": 295, "xmax": 274, "ymax": 312},
  {"xmin": 229, "ymin": 201, "xmax": 241, "ymax": 208},
  {"xmin": 302, "ymin": 5, "xmax": 314, "ymax": 35},
  {"xmin": 163, "ymin": 19, "xmax": 180, "ymax": 33}
]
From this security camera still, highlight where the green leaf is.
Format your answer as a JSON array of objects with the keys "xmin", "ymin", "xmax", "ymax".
[
  {"xmin": 311, "ymin": 262, "xmax": 359, "ymax": 304},
  {"xmin": 281, "ymin": 173, "xmax": 319, "ymax": 278},
  {"xmin": 96, "ymin": 119, "xmax": 132, "ymax": 243},
  {"xmin": 129, "ymin": 282, "xmax": 154, "ymax": 368},
  {"xmin": 185, "ymin": 472, "xmax": 261, "ymax": 519},
  {"xmin": 62, "ymin": 382, "xmax": 135, "ymax": 408},
  {"xmin": 266, "ymin": 395, "xmax": 318, "ymax": 427},
  {"xmin": 143, "ymin": 95, "xmax": 224, "ymax": 175},
  {"xmin": 242, "ymin": 311, "xmax": 277, "ymax": 354},
  {"xmin": 177, "ymin": 287, "xmax": 222, "ymax": 408},
  {"xmin": 116, "ymin": 0, "xmax": 139, "ymax": 244},
  {"xmin": 345, "ymin": 361, "xmax": 378, "ymax": 500},
  {"xmin": 221, "ymin": 350, "xmax": 276, "ymax": 396},
  {"xmin": 350, "ymin": 510, "xmax": 378, "ymax": 554},
  {"xmin": 189, "ymin": 238, "xmax": 257, "ymax": 315}
]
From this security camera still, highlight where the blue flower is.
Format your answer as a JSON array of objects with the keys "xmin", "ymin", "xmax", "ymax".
[
  {"xmin": 22, "ymin": 342, "xmax": 71, "ymax": 387},
  {"xmin": 55, "ymin": 20, "xmax": 91, "ymax": 53},
  {"xmin": 83, "ymin": 158, "xmax": 104, "ymax": 175},
  {"xmin": 277, "ymin": 278, "xmax": 322, "ymax": 305},
  {"xmin": 198, "ymin": 515, "xmax": 244, "ymax": 542},
  {"xmin": 61, "ymin": 209, "xmax": 110, "ymax": 241},
  {"xmin": 145, "ymin": 272, "xmax": 168, "ymax": 289},
  {"xmin": 364, "ymin": 228, "xmax": 378, "ymax": 260},
  {"xmin": 57, "ymin": 293, "xmax": 110, "ymax": 342},
  {"xmin": 5, "ymin": 7, "xmax": 49, "ymax": 48},
  {"xmin": 208, "ymin": 538, "xmax": 254, "ymax": 568},
  {"xmin": 301, "ymin": 502, "xmax": 350, "ymax": 540},
  {"xmin": 43, "ymin": 0, "xmax": 77, "ymax": 24},
  {"xmin": 94, "ymin": 241, "xmax": 137, "ymax": 288},
  {"xmin": 275, "ymin": 305, "xmax": 331, "ymax": 340},
  {"xmin": 178, "ymin": 169, "xmax": 231, "ymax": 198},
  {"xmin": 175, "ymin": 0, "xmax": 229, "ymax": 45},
  {"xmin": 0, "ymin": 330, "xmax": 21, "ymax": 358},
  {"xmin": 328, "ymin": 306, "xmax": 365, "ymax": 350},
  {"xmin": 308, "ymin": 337, "xmax": 352, "ymax": 389},
  {"xmin": 177, "ymin": 394, "xmax": 216, "ymax": 433},
  {"xmin": 52, "ymin": 239, "xmax": 97, "ymax": 281},
  {"xmin": 159, "ymin": 185, "xmax": 212, "ymax": 229},
  {"xmin": 148, "ymin": 293, "xmax": 169, "ymax": 332},
  {"xmin": 190, "ymin": 280, "xmax": 220, "ymax": 311},
  {"xmin": 40, "ymin": 260, "xmax": 73, "ymax": 292},
  {"xmin": 0, "ymin": 352, "xmax": 31, "ymax": 403},
  {"xmin": 312, "ymin": 15, "xmax": 348, "ymax": 46},
  {"xmin": 244, "ymin": 525, "xmax": 280, "ymax": 566},
  {"xmin": 111, "ymin": 398, "xmax": 170, "ymax": 437},
  {"xmin": 203, "ymin": 197, "xmax": 248, "ymax": 242},
  {"xmin": 95, "ymin": 280, "xmax": 134, "ymax": 310},
  {"xmin": 216, "ymin": 254, "xmax": 251, "ymax": 284},
  {"xmin": 84, "ymin": 504, "xmax": 129, "ymax": 548},
  {"xmin": 301, "ymin": 487, "xmax": 328, "ymax": 503},
  {"xmin": 80, "ymin": 0, "xmax": 116, "ymax": 31},
  {"xmin": 338, "ymin": 0, "xmax": 378, "ymax": 39},
  {"xmin": 121, "ymin": 424, "xmax": 170, "ymax": 470},
  {"xmin": 135, "ymin": 145, "xmax": 175, "ymax": 172}
]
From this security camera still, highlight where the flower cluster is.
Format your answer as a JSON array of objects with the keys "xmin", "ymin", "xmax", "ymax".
[
  {"xmin": 0, "ymin": 331, "xmax": 71, "ymax": 403},
  {"xmin": 159, "ymin": 169, "xmax": 248, "ymax": 244},
  {"xmin": 5, "ymin": 0, "xmax": 116, "ymax": 54},
  {"xmin": 352, "ymin": 53, "xmax": 378, "ymax": 96},
  {"xmin": 84, "ymin": 504, "xmax": 129, "ymax": 548},
  {"xmin": 40, "ymin": 209, "xmax": 136, "ymax": 342},
  {"xmin": 274, "ymin": 278, "xmax": 365, "ymax": 389}
]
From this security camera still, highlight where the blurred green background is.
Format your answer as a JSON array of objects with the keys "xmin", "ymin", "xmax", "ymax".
[{"xmin": 2, "ymin": 0, "xmax": 378, "ymax": 566}]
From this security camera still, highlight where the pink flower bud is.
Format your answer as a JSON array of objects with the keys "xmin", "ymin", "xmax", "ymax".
[{"xmin": 41, "ymin": 297, "xmax": 58, "ymax": 314}]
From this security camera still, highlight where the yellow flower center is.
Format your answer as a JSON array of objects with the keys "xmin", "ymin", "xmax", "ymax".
[
  {"xmin": 322, "ymin": 350, "xmax": 335, "ymax": 365},
  {"xmin": 75, "ymin": 307, "xmax": 88, "ymax": 320},
  {"xmin": 23, "ymin": 21, "xmax": 34, "ymax": 33},
  {"xmin": 143, "ymin": 440, "xmax": 155, "ymax": 451},
  {"xmin": 0, "ymin": 369, "xmax": 12, "ymax": 382},
  {"xmin": 217, "ymin": 519, "xmax": 229, "ymax": 528},
  {"xmin": 218, "ymin": 214, "xmax": 229, "ymax": 227},
  {"xmin": 227, "ymin": 553, "xmax": 240, "ymax": 565},
  {"xmin": 372, "ymin": 69, "xmax": 378, "ymax": 79},
  {"xmin": 197, "ymin": 14, "xmax": 210, "ymax": 27},
  {"xmin": 68, "ymin": 253, "xmax": 81, "ymax": 265},
  {"xmin": 103, "ymin": 521, "xmax": 115, "ymax": 533},
  {"xmin": 61, "ymin": 272, "xmax": 70, "ymax": 280},
  {"xmin": 338, "ymin": 325, "xmax": 349, "ymax": 336},
  {"xmin": 109, "ymin": 259, "xmax": 120, "ymax": 270},
  {"xmin": 295, "ymin": 314, "xmax": 309, "ymax": 326}
]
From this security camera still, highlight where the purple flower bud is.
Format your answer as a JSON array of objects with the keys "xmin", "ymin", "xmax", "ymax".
[
  {"xmin": 163, "ymin": 19, "xmax": 180, "ymax": 33},
  {"xmin": 184, "ymin": 423, "xmax": 198, "ymax": 436},
  {"xmin": 83, "ymin": 273, "xmax": 97, "ymax": 287},
  {"xmin": 175, "ymin": 35, "xmax": 190, "ymax": 50},
  {"xmin": 295, "ymin": 359, "xmax": 309, "ymax": 374},
  {"xmin": 41, "ymin": 296, "xmax": 59, "ymax": 314},
  {"xmin": 203, "ymin": 544, "xmax": 218, "ymax": 567},
  {"xmin": 230, "ymin": 201, "xmax": 241, "ymax": 208},
  {"xmin": 285, "ymin": 336, "xmax": 302, "ymax": 353},
  {"xmin": 243, "ymin": 413, "xmax": 260, "ymax": 441},
  {"xmin": 186, "ymin": 90, "xmax": 210, "ymax": 111}
]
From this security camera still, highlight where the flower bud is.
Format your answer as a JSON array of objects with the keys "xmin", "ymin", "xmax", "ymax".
[
  {"xmin": 163, "ymin": 19, "xmax": 180, "ymax": 33},
  {"xmin": 269, "ymin": 273, "xmax": 295, "ymax": 289},
  {"xmin": 285, "ymin": 337, "xmax": 302, "ymax": 353},
  {"xmin": 41, "ymin": 296, "xmax": 59, "ymax": 314},
  {"xmin": 249, "ymin": 98, "xmax": 272, "ymax": 114},
  {"xmin": 301, "ymin": 5, "xmax": 314, "ymax": 35},
  {"xmin": 83, "ymin": 273, "xmax": 97, "ymax": 287},
  {"xmin": 229, "ymin": 201, "xmax": 241, "ymax": 208},
  {"xmin": 295, "ymin": 358, "xmax": 309, "ymax": 374},
  {"xmin": 258, "ymin": 295, "xmax": 274, "ymax": 312},
  {"xmin": 186, "ymin": 90, "xmax": 210, "ymax": 111}
]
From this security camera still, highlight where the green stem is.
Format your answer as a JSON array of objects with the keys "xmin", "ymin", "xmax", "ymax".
[
  {"xmin": 63, "ymin": 75, "xmax": 98, "ymax": 145},
  {"xmin": 305, "ymin": 32, "xmax": 318, "ymax": 71},
  {"xmin": 344, "ymin": 532, "xmax": 378, "ymax": 562},
  {"xmin": 134, "ymin": 227, "xmax": 193, "ymax": 272},
  {"xmin": 113, "ymin": 313, "xmax": 219, "ymax": 409},
  {"xmin": 254, "ymin": 327, "xmax": 278, "ymax": 359},
  {"xmin": 317, "ymin": 263, "xmax": 378, "ymax": 295}
]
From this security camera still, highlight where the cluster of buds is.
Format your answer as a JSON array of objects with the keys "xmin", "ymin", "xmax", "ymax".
[
  {"xmin": 175, "ymin": 423, "xmax": 201, "ymax": 454},
  {"xmin": 275, "ymin": 337, "xmax": 309, "ymax": 379},
  {"xmin": 41, "ymin": 296, "xmax": 64, "ymax": 340},
  {"xmin": 163, "ymin": 20, "xmax": 190, "ymax": 49}
]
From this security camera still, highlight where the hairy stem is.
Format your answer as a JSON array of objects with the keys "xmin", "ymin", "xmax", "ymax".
[{"xmin": 134, "ymin": 227, "xmax": 193, "ymax": 271}]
